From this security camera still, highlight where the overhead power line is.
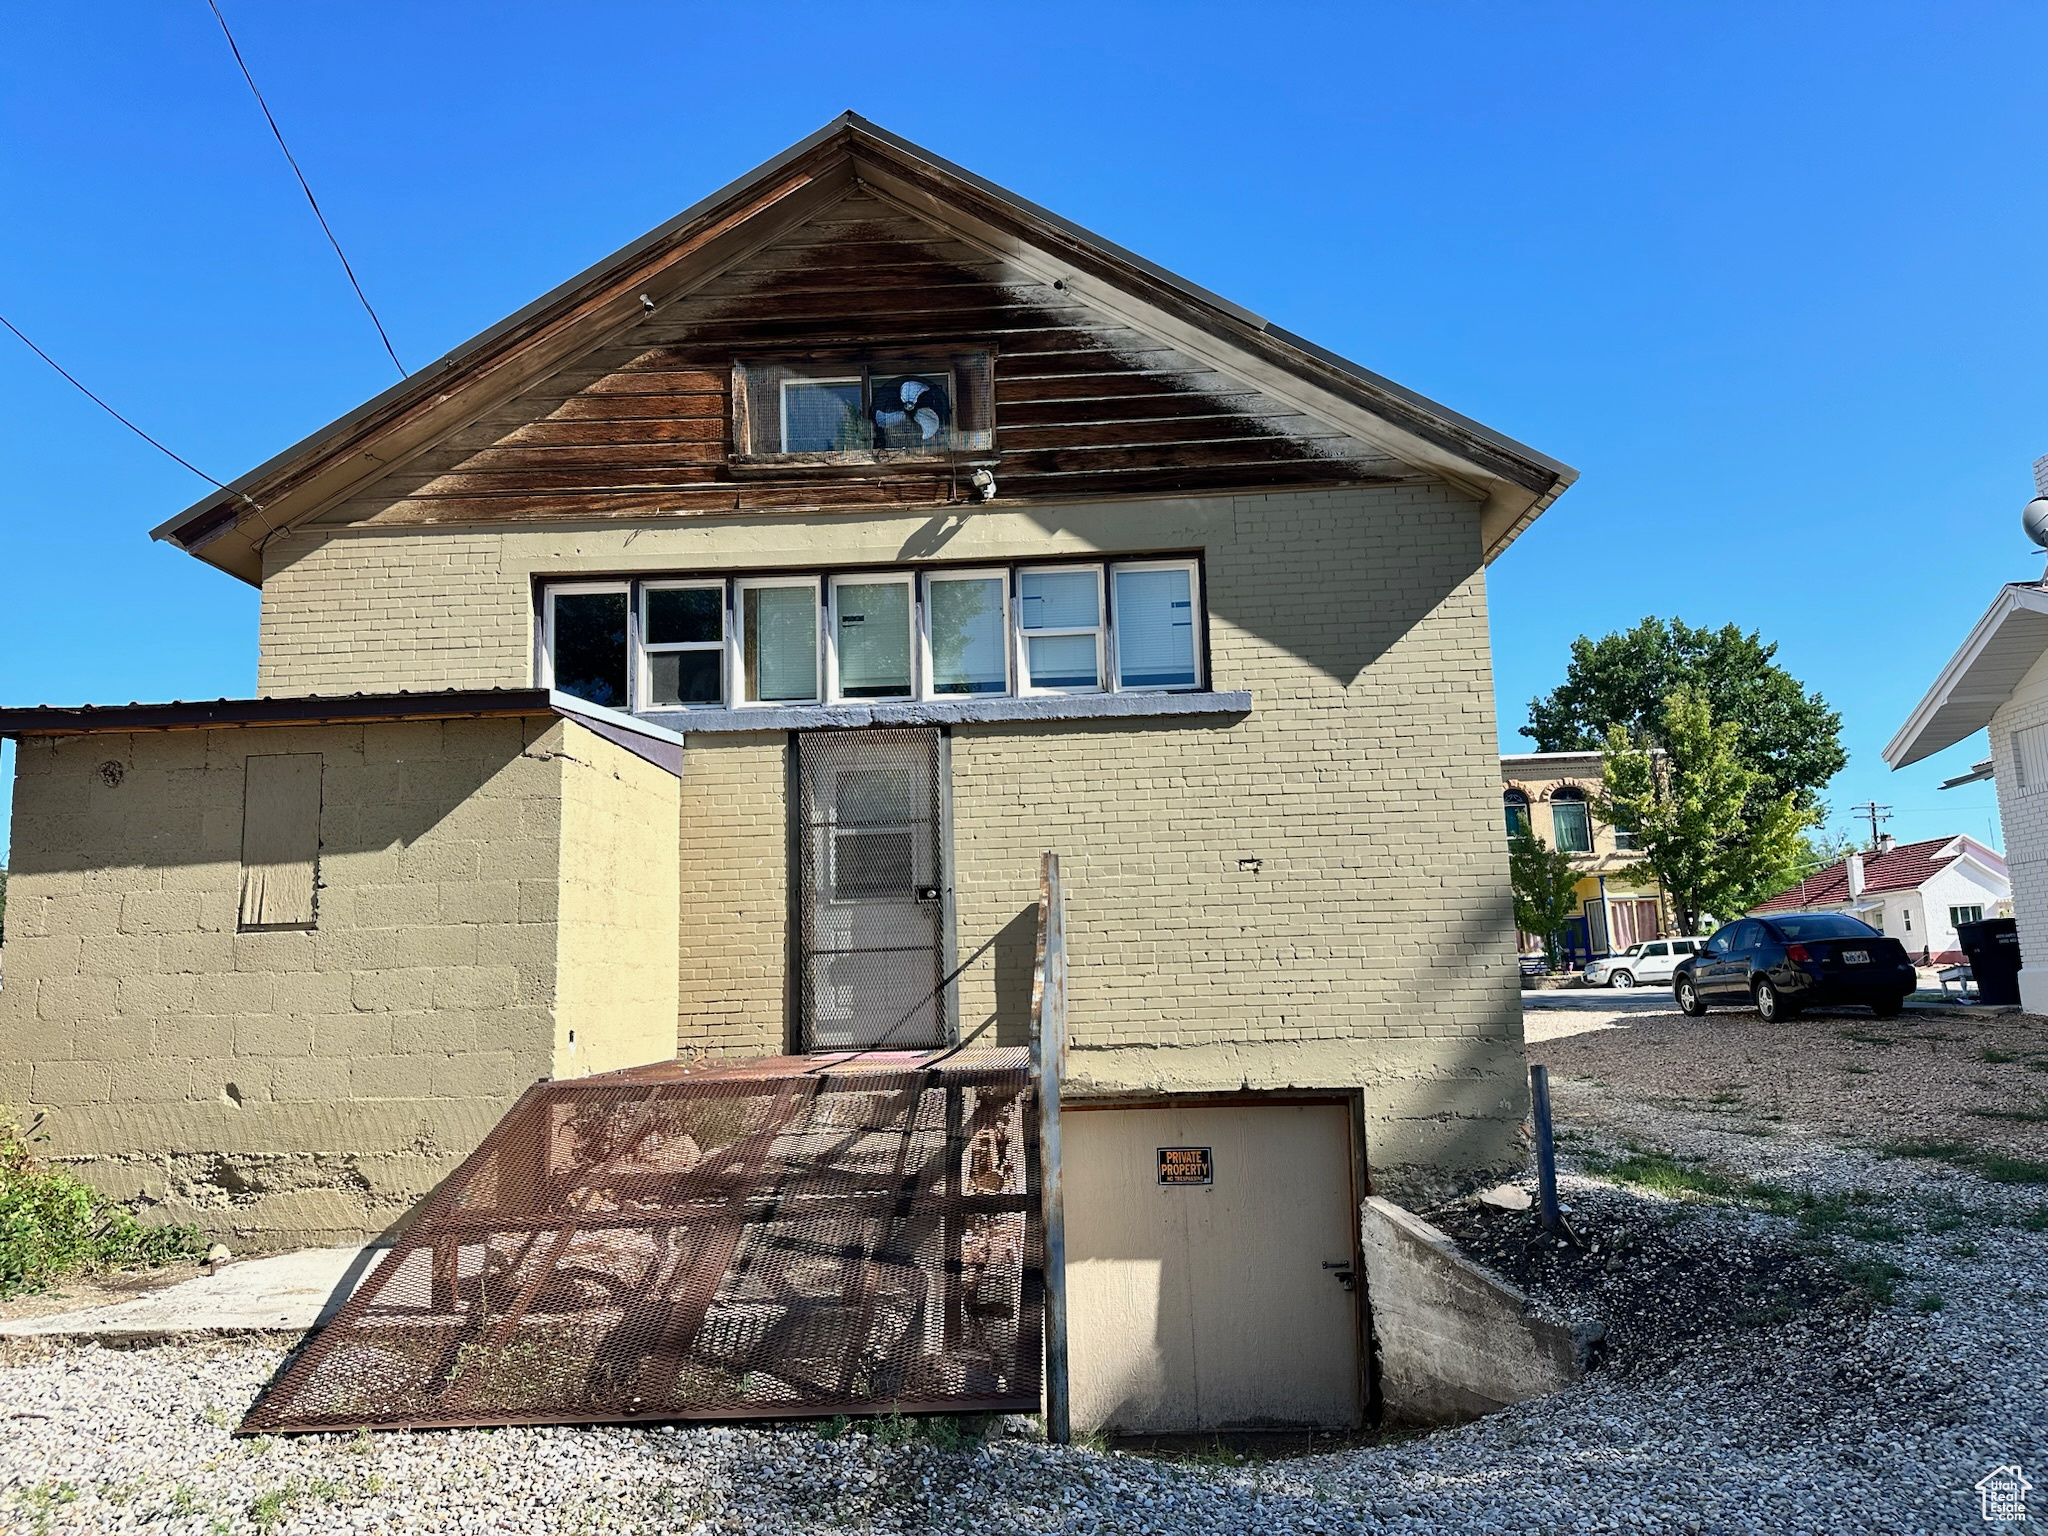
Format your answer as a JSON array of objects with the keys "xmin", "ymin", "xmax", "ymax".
[
  {"xmin": 203, "ymin": 0, "xmax": 406, "ymax": 378},
  {"xmin": 0, "ymin": 312, "xmax": 249, "ymax": 499}
]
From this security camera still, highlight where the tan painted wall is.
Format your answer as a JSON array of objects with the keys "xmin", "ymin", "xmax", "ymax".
[
  {"xmin": 0, "ymin": 716, "xmax": 676, "ymax": 1245},
  {"xmin": 256, "ymin": 484, "xmax": 1527, "ymax": 1195},
  {"xmin": 554, "ymin": 729, "xmax": 683, "ymax": 1078}
]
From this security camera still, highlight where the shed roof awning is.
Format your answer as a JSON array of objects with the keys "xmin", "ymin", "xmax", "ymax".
[
  {"xmin": 1885, "ymin": 583, "xmax": 2048, "ymax": 768},
  {"xmin": 0, "ymin": 690, "xmax": 684, "ymax": 775}
]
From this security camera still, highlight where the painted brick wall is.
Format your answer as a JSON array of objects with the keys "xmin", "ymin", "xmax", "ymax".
[
  {"xmin": 255, "ymin": 485, "xmax": 1525, "ymax": 1193},
  {"xmin": 673, "ymin": 736, "xmax": 789, "ymax": 1060}
]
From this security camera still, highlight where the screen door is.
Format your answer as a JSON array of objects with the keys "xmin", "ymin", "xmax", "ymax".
[{"xmin": 797, "ymin": 728, "xmax": 950, "ymax": 1051}]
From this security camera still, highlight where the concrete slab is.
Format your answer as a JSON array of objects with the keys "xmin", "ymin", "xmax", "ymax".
[{"xmin": 0, "ymin": 1244, "xmax": 386, "ymax": 1342}]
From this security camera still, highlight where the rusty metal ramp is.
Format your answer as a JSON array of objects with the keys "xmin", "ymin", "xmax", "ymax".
[{"xmin": 242, "ymin": 1050, "xmax": 1040, "ymax": 1433}]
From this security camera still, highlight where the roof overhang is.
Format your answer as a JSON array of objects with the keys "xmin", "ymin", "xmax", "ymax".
[
  {"xmin": 152, "ymin": 113, "xmax": 1575, "ymax": 587},
  {"xmin": 1885, "ymin": 583, "xmax": 2048, "ymax": 768}
]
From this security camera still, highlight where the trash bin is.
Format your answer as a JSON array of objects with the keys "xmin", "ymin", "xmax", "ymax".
[{"xmin": 1956, "ymin": 918, "xmax": 2022, "ymax": 1006}]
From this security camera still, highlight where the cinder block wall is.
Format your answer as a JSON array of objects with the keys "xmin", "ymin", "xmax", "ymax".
[
  {"xmin": 0, "ymin": 715, "xmax": 677, "ymax": 1245},
  {"xmin": 257, "ymin": 485, "xmax": 1526, "ymax": 1196}
]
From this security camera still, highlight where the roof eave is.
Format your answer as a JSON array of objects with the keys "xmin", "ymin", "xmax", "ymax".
[{"xmin": 1885, "ymin": 584, "xmax": 2048, "ymax": 768}]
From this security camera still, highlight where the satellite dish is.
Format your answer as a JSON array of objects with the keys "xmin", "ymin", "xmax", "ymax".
[{"xmin": 2027, "ymin": 496, "xmax": 2048, "ymax": 552}]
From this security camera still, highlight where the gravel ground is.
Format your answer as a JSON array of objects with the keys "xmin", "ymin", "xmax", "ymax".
[
  {"xmin": 5, "ymin": 1014, "xmax": 2045, "ymax": 1534},
  {"xmin": 1532, "ymin": 1005, "xmax": 2048, "ymax": 1155}
]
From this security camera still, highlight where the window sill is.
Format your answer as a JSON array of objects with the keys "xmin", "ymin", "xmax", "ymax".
[
  {"xmin": 726, "ymin": 450, "xmax": 998, "ymax": 477},
  {"xmin": 633, "ymin": 689, "xmax": 1253, "ymax": 734}
]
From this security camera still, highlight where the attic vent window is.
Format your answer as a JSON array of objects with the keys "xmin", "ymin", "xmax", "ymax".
[{"xmin": 733, "ymin": 354, "xmax": 994, "ymax": 468}]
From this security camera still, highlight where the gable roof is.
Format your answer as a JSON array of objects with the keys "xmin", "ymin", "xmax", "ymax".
[
  {"xmin": 1751, "ymin": 834, "xmax": 2007, "ymax": 913},
  {"xmin": 1885, "ymin": 582, "xmax": 2048, "ymax": 768},
  {"xmin": 152, "ymin": 113, "xmax": 1575, "ymax": 586}
]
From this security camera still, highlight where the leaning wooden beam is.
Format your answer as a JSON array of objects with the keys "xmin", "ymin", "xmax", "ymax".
[{"xmin": 1030, "ymin": 850, "xmax": 1071, "ymax": 1445}]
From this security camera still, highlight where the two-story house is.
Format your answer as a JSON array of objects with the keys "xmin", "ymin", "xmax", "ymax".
[{"xmin": 0, "ymin": 117, "xmax": 1574, "ymax": 1433}]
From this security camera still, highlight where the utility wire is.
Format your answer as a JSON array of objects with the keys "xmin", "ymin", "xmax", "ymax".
[
  {"xmin": 203, "ymin": 0, "xmax": 406, "ymax": 378},
  {"xmin": 0, "ymin": 312, "xmax": 248, "ymax": 497}
]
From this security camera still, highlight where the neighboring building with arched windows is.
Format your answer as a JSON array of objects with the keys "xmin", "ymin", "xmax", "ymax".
[{"xmin": 1501, "ymin": 750, "xmax": 1672, "ymax": 965}]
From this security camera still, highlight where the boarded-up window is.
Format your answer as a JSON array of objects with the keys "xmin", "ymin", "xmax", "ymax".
[{"xmin": 239, "ymin": 754, "xmax": 323, "ymax": 930}]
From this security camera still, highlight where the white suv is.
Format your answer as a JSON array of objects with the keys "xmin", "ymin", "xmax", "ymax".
[{"xmin": 1584, "ymin": 938, "xmax": 1702, "ymax": 989}]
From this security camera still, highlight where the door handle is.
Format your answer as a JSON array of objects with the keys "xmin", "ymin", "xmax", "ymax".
[
  {"xmin": 915, "ymin": 885, "xmax": 941, "ymax": 903},
  {"xmin": 1322, "ymin": 1261, "xmax": 1355, "ymax": 1292}
]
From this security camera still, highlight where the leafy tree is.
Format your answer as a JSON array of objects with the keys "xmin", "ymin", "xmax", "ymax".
[
  {"xmin": 1598, "ymin": 685, "xmax": 1812, "ymax": 932},
  {"xmin": 1509, "ymin": 827, "xmax": 1583, "ymax": 971},
  {"xmin": 1525, "ymin": 618, "xmax": 1845, "ymax": 811},
  {"xmin": 1794, "ymin": 830, "xmax": 1861, "ymax": 879}
]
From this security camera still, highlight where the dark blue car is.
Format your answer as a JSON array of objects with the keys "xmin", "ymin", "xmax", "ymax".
[{"xmin": 1673, "ymin": 912, "xmax": 1916, "ymax": 1022}]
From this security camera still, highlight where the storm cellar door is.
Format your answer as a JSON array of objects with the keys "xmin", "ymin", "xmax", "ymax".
[
  {"xmin": 797, "ymin": 728, "xmax": 950, "ymax": 1052},
  {"xmin": 1063, "ymin": 1100, "xmax": 1364, "ymax": 1434}
]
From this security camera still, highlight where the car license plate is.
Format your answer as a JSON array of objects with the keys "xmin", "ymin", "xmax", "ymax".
[{"xmin": 1843, "ymin": 949, "xmax": 1869, "ymax": 965}]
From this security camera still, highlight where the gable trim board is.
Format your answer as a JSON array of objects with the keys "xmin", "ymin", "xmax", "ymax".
[{"xmin": 151, "ymin": 114, "xmax": 1574, "ymax": 586}]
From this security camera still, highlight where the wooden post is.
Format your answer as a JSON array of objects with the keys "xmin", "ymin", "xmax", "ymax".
[
  {"xmin": 1529, "ymin": 1063, "xmax": 1561, "ymax": 1233},
  {"xmin": 1030, "ymin": 851, "xmax": 1070, "ymax": 1445}
]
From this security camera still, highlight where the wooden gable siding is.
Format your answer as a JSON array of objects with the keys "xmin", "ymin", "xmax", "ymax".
[{"xmin": 318, "ymin": 191, "xmax": 1412, "ymax": 529}]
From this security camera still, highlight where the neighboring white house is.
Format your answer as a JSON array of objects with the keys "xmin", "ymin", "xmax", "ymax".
[
  {"xmin": 1886, "ymin": 577, "xmax": 2048, "ymax": 1007},
  {"xmin": 1750, "ymin": 834, "xmax": 2010, "ymax": 965}
]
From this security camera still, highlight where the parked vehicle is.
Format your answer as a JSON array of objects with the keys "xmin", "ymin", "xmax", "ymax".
[
  {"xmin": 1584, "ymin": 937, "xmax": 1703, "ymax": 989},
  {"xmin": 1672, "ymin": 912, "xmax": 1916, "ymax": 1022}
]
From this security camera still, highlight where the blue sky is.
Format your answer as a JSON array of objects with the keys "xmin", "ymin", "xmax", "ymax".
[{"xmin": 3, "ymin": 1, "xmax": 2042, "ymax": 859}]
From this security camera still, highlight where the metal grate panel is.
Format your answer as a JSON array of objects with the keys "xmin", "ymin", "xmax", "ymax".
[
  {"xmin": 797, "ymin": 728, "xmax": 950, "ymax": 1052},
  {"xmin": 242, "ymin": 1050, "xmax": 1039, "ymax": 1434}
]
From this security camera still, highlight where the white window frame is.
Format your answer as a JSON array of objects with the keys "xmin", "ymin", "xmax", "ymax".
[
  {"xmin": 1015, "ymin": 563, "xmax": 1107, "ymax": 696},
  {"xmin": 1107, "ymin": 557, "xmax": 1204, "ymax": 693},
  {"xmin": 827, "ymin": 572, "xmax": 918, "ymax": 704},
  {"xmin": 540, "ymin": 580, "xmax": 632, "ymax": 706},
  {"xmin": 637, "ymin": 579, "xmax": 728, "ymax": 710},
  {"xmin": 919, "ymin": 567, "xmax": 1011, "ymax": 701},
  {"xmin": 778, "ymin": 375, "xmax": 862, "ymax": 455},
  {"xmin": 1950, "ymin": 904, "xmax": 1984, "ymax": 928},
  {"xmin": 734, "ymin": 575, "xmax": 823, "ymax": 706}
]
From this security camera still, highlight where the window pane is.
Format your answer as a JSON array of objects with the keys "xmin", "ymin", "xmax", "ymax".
[
  {"xmin": 551, "ymin": 591, "xmax": 628, "ymax": 708},
  {"xmin": 782, "ymin": 381, "xmax": 864, "ymax": 452},
  {"xmin": 1019, "ymin": 569, "xmax": 1098, "ymax": 631},
  {"xmin": 646, "ymin": 586, "xmax": 723, "ymax": 645},
  {"xmin": 743, "ymin": 586, "xmax": 818, "ymax": 702},
  {"xmin": 649, "ymin": 649, "xmax": 722, "ymax": 707},
  {"xmin": 1026, "ymin": 633, "xmax": 1099, "ymax": 690},
  {"xmin": 928, "ymin": 577, "xmax": 1007, "ymax": 695},
  {"xmin": 833, "ymin": 830, "xmax": 915, "ymax": 899},
  {"xmin": 1113, "ymin": 567, "xmax": 1197, "ymax": 688},
  {"xmin": 837, "ymin": 767, "xmax": 920, "ymax": 826},
  {"xmin": 834, "ymin": 581, "xmax": 913, "ymax": 699},
  {"xmin": 1552, "ymin": 801, "xmax": 1591, "ymax": 853}
]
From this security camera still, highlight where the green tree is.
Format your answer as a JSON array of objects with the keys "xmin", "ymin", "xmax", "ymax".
[
  {"xmin": 1525, "ymin": 617, "xmax": 1845, "ymax": 811},
  {"xmin": 1509, "ymin": 827, "xmax": 1583, "ymax": 971},
  {"xmin": 1598, "ymin": 685, "xmax": 1812, "ymax": 933},
  {"xmin": 1793, "ymin": 829, "xmax": 1861, "ymax": 879}
]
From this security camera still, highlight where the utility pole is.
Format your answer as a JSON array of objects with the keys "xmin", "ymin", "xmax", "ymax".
[{"xmin": 1850, "ymin": 801, "xmax": 1892, "ymax": 850}]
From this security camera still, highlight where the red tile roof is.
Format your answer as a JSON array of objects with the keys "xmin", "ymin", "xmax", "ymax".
[{"xmin": 1752, "ymin": 836, "xmax": 1962, "ymax": 913}]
